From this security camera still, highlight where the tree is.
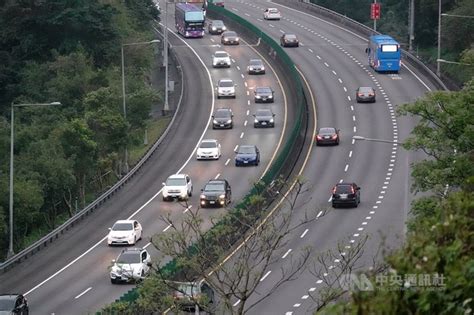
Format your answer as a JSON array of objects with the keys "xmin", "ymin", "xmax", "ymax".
[
  {"xmin": 133, "ymin": 179, "xmax": 327, "ymax": 314},
  {"xmin": 397, "ymin": 80, "xmax": 474, "ymax": 194}
]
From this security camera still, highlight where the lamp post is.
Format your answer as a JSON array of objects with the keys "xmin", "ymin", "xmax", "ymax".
[
  {"xmin": 352, "ymin": 135, "xmax": 403, "ymax": 145},
  {"xmin": 163, "ymin": 0, "xmax": 170, "ymax": 115},
  {"xmin": 121, "ymin": 39, "xmax": 160, "ymax": 173},
  {"xmin": 8, "ymin": 101, "xmax": 61, "ymax": 258}
]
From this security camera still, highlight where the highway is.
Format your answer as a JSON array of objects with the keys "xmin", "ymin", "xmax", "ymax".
[
  {"xmin": 0, "ymin": 4, "xmax": 291, "ymax": 314},
  {"xmin": 214, "ymin": 1, "xmax": 439, "ymax": 314}
]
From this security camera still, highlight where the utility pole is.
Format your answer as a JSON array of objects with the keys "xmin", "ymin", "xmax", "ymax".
[
  {"xmin": 409, "ymin": 0, "xmax": 415, "ymax": 52},
  {"xmin": 163, "ymin": 0, "xmax": 170, "ymax": 115}
]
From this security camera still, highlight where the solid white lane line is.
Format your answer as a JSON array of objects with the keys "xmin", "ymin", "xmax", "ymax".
[
  {"xmin": 300, "ymin": 229, "xmax": 309, "ymax": 238},
  {"xmin": 260, "ymin": 270, "xmax": 272, "ymax": 281},
  {"xmin": 282, "ymin": 248, "xmax": 292, "ymax": 259},
  {"xmin": 225, "ymin": 158, "xmax": 230, "ymax": 166},
  {"xmin": 163, "ymin": 224, "xmax": 172, "ymax": 232},
  {"xmin": 74, "ymin": 287, "xmax": 92, "ymax": 299},
  {"xmin": 215, "ymin": 173, "xmax": 220, "ymax": 179}
]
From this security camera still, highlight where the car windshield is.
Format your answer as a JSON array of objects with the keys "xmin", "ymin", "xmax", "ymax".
[
  {"xmin": 219, "ymin": 80, "xmax": 234, "ymax": 87},
  {"xmin": 200, "ymin": 141, "xmax": 217, "ymax": 148},
  {"xmin": 177, "ymin": 284, "xmax": 200, "ymax": 296},
  {"xmin": 320, "ymin": 128, "xmax": 335, "ymax": 134},
  {"xmin": 256, "ymin": 109, "xmax": 272, "ymax": 116},
  {"xmin": 269, "ymin": 9, "xmax": 279, "ymax": 13},
  {"xmin": 117, "ymin": 252, "xmax": 141, "ymax": 264},
  {"xmin": 215, "ymin": 52, "xmax": 228, "ymax": 58},
  {"xmin": 204, "ymin": 183, "xmax": 225, "ymax": 191},
  {"xmin": 238, "ymin": 146, "xmax": 256, "ymax": 154},
  {"xmin": 256, "ymin": 87, "xmax": 271, "ymax": 93},
  {"xmin": 225, "ymin": 31, "xmax": 237, "ymax": 37},
  {"xmin": 215, "ymin": 110, "xmax": 230, "ymax": 118},
  {"xmin": 166, "ymin": 178, "xmax": 186, "ymax": 186},
  {"xmin": 336, "ymin": 185, "xmax": 353, "ymax": 194},
  {"xmin": 0, "ymin": 297, "xmax": 16, "ymax": 310},
  {"xmin": 250, "ymin": 59, "xmax": 262, "ymax": 65},
  {"xmin": 112, "ymin": 222, "xmax": 133, "ymax": 231},
  {"xmin": 212, "ymin": 20, "xmax": 224, "ymax": 27}
]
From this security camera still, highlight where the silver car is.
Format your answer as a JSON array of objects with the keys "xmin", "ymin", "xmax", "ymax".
[{"xmin": 217, "ymin": 79, "xmax": 236, "ymax": 99}]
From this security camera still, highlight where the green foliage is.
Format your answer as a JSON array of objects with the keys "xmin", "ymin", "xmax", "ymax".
[{"xmin": 397, "ymin": 80, "xmax": 474, "ymax": 193}]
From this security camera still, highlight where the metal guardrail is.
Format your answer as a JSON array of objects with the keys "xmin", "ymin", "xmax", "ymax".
[
  {"xmin": 0, "ymin": 41, "xmax": 184, "ymax": 273},
  {"xmin": 273, "ymin": 0, "xmax": 449, "ymax": 91}
]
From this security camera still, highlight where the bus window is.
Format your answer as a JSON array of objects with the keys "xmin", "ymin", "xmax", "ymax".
[{"xmin": 381, "ymin": 44, "xmax": 398, "ymax": 52}]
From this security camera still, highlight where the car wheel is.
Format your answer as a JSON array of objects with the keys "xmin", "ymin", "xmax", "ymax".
[
  {"xmin": 131, "ymin": 236, "xmax": 136, "ymax": 245},
  {"xmin": 189, "ymin": 189, "xmax": 192, "ymax": 197},
  {"xmin": 162, "ymin": 196, "xmax": 167, "ymax": 202},
  {"xmin": 332, "ymin": 202, "xmax": 337, "ymax": 208},
  {"xmin": 336, "ymin": 139, "xmax": 340, "ymax": 145},
  {"xmin": 111, "ymin": 278, "xmax": 117, "ymax": 284},
  {"xmin": 217, "ymin": 95, "xmax": 221, "ymax": 99}
]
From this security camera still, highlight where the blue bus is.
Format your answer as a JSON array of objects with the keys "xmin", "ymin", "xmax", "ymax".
[
  {"xmin": 366, "ymin": 35, "xmax": 401, "ymax": 73},
  {"xmin": 175, "ymin": 3, "xmax": 205, "ymax": 38}
]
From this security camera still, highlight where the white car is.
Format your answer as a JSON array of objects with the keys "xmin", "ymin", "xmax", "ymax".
[
  {"xmin": 196, "ymin": 139, "xmax": 221, "ymax": 160},
  {"xmin": 212, "ymin": 51, "xmax": 231, "ymax": 68},
  {"xmin": 264, "ymin": 8, "xmax": 281, "ymax": 20},
  {"xmin": 162, "ymin": 174, "xmax": 193, "ymax": 201},
  {"xmin": 217, "ymin": 78, "xmax": 236, "ymax": 99},
  {"xmin": 107, "ymin": 220, "xmax": 143, "ymax": 246},
  {"xmin": 110, "ymin": 248, "xmax": 151, "ymax": 283}
]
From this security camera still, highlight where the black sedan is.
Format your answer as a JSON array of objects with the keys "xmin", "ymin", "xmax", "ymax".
[
  {"xmin": 280, "ymin": 34, "xmax": 299, "ymax": 47},
  {"xmin": 356, "ymin": 86, "xmax": 376, "ymax": 103},
  {"xmin": 208, "ymin": 20, "xmax": 226, "ymax": 35},
  {"xmin": 235, "ymin": 145, "xmax": 260, "ymax": 166},
  {"xmin": 253, "ymin": 109, "xmax": 275, "ymax": 128},
  {"xmin": 254, "ymin": 87, "xmax": 274, "ymax": 103},
  {"xmin": 212, "ymin": 108, "xmax": 233, "ymax": 129},
  {"xmin": 221, "ymin": 31, "xmax": 240, "ymax": 45},
  {"xmin": 247, "ymin": 59, "xmax": 266, "ymax": 74},
  {"xmin": 316, "ymin": 127, "xmax": 340, "ymax": 145}
]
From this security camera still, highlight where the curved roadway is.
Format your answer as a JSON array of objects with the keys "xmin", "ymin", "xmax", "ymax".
[
  {"xmin": 0, "ymin": 5, "xmax": 290, "ymax": 314},
  {"xmin": 218, "ymin": 1, "xmax": 438, "ymax": 314}
]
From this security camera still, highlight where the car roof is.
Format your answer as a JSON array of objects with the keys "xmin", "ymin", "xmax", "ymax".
[
  {"xmin": 223, "ymin": 31, "xmax": 237, "ymax": 35},
  {"xmin": 239, "ymin": 145, "xmax": 256, "ymax": 149},
  {"xmin": 114, "ymin": 219, "xmax": 135, "ymax": 224},
  {"xmin": 207, "ymin": 179, "xmax": 227, "ymax": 184},
  {"xmin": 216, "ymin": 107, "xmax": 232, "ymax": 112},
  {"xmin": 256, "ymin": 86, "xmax": 272, "ymax": 90},
  {"xmin": 284, "ymin": 34, "xmax": 297, "ymax": 38},
  {"xmin": 214, "ymin": 50, "xmax": 228, "ymax": 55},
  {"xmin": 167, "ymin": 174, "xmax": 187, "ymax": 179},
  {"xmin": 212, "ymin": 20, "xmax": 223, "ymax": 24},
  {"xmin": 250, "ymin": 58, "xmax": 263, "ymax": 63},
  {"xmin": 256, "ymin": 108, "xmax": 273, "ymax": 114},
  {"xmin": 202, "ymin": 139, "xmax": 218, "ymax": 143},
  {"xmin": 122, "ymin": 247, "xmax": 144, "ymax": 253},
  {"xmin": 218, "ymin": 78, "xmax": 233, "ymax": 82}
]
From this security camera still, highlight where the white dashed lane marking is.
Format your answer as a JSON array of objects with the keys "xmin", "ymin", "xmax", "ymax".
[
  {"xmin": 260, "ymin": 271, "xmax": 272, "ymax": 281},
  {"xmin": 282, "ymin": 248, "xmax": 292, "ymax": 259}
]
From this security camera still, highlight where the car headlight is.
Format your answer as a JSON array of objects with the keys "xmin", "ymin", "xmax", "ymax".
[
  {"xmin": 219, "ymin": 194, "xmax": 226, "ymax": 199},
  {"xmin": 200, "ymin": 194, "xmax": 206, "ymax": 199},
  {"xmin": 261, "ymin": 66, "xmax": 265, "ymax": 70},
  {"xmin": 254, "ymin": 119, "xmax": 259, "ymax": 123},
  {"xmin": 236, "ymin": 38, "xmax": 240, "ymax": 41},
  {"xmin": 213, "ymin": 119, "xmax": 218, "ymax": 124},
  {"xmin": 256, "ymin": 95, "xmax": 261, "ymax": 99},
  {"xmin": 268, "ymin": 95, "xmax": 273, "ymax": 98},
  {"xmin": 270, "ymin": 118, "xmax": 274, "ymax": 123},
  {"xmin": 224, "ymin": 38, "xmax": 228, "ymax": 41},
  {"xmin": 226, "ymin": 119, "xmax": 232, "ymax": 124},
  {"xmin": 222, "ymin": 26, "xmax": 227, "ymax": 30},
  {"xmin": 212, "ymin": 27, "xmax": 217, "ymax": 30}
]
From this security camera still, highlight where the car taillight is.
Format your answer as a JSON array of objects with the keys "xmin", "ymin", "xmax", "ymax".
[
  {"xmin": 351, "ymin": 187, "xmax": 355, "ymax": 194},
  {"xmin": 368, "ymin": 93, "xmax": 374, "ymax": 96},
  {"xmin": 316, "ymin": 135, "xmax": 322, "ymax": 140},
  {"xmin": 331, "ymin": 134, "xmax": 338, "ymax": 139},
  {"xmin": 332, "ymin": 187, "xmax": 336, "ymax": 194},
  {"xmin": 358, "ymin": 93, "xmax": 363, "ymax": 96}
]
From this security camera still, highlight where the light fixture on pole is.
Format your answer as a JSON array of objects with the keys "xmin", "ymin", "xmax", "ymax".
[
  {"xmin": 8, "ymin": 101, "xmax": 62, "ymax": 258},
  {"xmin": 121, "ymin": 39, "xmax": 161, "ymax": 174}
]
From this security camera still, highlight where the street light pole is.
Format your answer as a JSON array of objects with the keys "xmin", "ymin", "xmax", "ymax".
[
  {"xmin": 163, "ymin": 0, "xmax": 170, "ymax": 115},
  {"xmin": 408, "ymin": 0, "xmax": 415, "ymax": 52},
  {"xmin": 8, "ymin": 101, "xmax": 61, "ymax": 258},
  {"xmin": 437, "ymin": 0, "xmax": 442, "ymax": 77},
  {"xmin": 121, "ymin": 39, "xmax": 161, "ymax": 173}
]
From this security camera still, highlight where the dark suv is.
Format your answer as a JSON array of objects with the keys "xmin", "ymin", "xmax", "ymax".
[
  {"xmin": 332, "ymin": 183, "xmax": 360, "ymax": 208},
  {"xmin": 0, "ymin": 294, "xmax": 29, "ymax": 315},
  {"xmin": 200, "ymin": 179, "xmax": 231, "ymax": 207}
]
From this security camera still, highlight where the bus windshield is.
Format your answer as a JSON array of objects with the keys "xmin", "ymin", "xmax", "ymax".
[
  {"xmin": 381, "ymin": 44, "xmax": 398, "ymax": 52},
  {"xmin": 185, "ymin": 11, "xmax": 204, "ymax": 22}
]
